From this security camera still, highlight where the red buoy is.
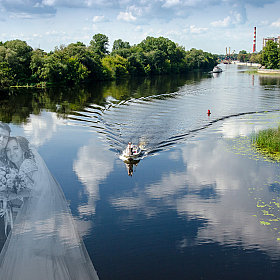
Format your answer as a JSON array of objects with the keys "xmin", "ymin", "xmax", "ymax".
[{"xmin": 207, "ymin": 109, "xmax": 211, "ymax": 115}]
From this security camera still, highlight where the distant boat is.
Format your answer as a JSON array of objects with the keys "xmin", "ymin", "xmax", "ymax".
[{"xmin": 212, "ymin": 66, "xmax": 223, "ymax": 73}]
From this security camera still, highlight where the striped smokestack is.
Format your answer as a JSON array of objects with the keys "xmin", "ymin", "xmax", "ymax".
[{"xmin": 253, "ymin": 27, "xmax": 256, "ymax": 53}]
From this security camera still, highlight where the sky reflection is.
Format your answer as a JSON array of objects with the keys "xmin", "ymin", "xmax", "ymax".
[
  {"xmin": 12, "ymin": 104, "xmax": 280, "ymax": 262},
  {"xmin": 73, "ymin": 139, "xmax": 115, "ymax": 217},
  {"xmin": 108, "ymin": 113, "xmax": 280, "ymax": 259}
]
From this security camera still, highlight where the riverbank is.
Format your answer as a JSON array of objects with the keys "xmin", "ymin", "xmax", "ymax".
[
  {"xmin": 252, "ymin": 126, "xmax": 280, "ymax": 161},
  {"xmin": 232, "ymin": 61, "xmax": 280, "ymax": 75}
]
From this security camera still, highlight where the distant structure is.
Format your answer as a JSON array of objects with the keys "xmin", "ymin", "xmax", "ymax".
[
  {"xmin": 223, "ymin": 47, "xmax": 235, "ymax": 64},
  {"xmin": 253, "ymin": 27, "xmax": 256, "ymax": 53},
  {"xmin": 263, "ymin": 36, "xmax": 280, "ymax": 48}
]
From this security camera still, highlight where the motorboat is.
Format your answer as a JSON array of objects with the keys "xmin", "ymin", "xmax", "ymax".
[
  {"xmin": 120, "ymin": 143, "xmax": 142, "ymax": 160},
  {"xmin": 212, "ymin": 66, "xmax": 223, "ymax": 73}
]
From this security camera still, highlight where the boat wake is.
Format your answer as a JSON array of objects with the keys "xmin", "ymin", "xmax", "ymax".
[{"xmin": 67, "ymin": 88, "xmax": 280, "ymax": 160}]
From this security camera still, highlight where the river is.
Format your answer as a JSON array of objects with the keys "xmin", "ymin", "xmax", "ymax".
[{"xmin": 1, "ymin": 64, "xmax": 280, "ymax": 279}]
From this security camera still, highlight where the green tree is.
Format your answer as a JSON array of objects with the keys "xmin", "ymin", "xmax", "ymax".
[
  {"xmin": 249, "ymin": 52, "xmax": 262, "ymax": 64},
  {"xmin": 262, "ymin": 41, "xmax": 280, "ymax": 69},
  {"xmin": 237, "ymin": 50, "xmax": 249, "ymax": 62},
  {"xmin": 3, "ymin": 39, "xmax": 33, "ymax": 84},
  {"xmin": 65, "ymin": 56, "xmax": 90, "ymax": 84},
  {"xmin": 89, "ymin": 33, "xmax": 109, "ymax": 58},
  {"xmin": 101, "ymin": 54, "xmax": 128, "ymax": 79},
  {"xmin": 137, "ymin": 36, "xmax": 186, "ymax": 73},
  {"xmin": 145, "ymin": 50, "xmax": 171, "ymax": 75},
  {"xmin": 0, "ymin": 46, "xmax": 14, "ymax": 86},
  {"xmin": 0, "ymin": 34, "xmax": 219, "ymax": 88},
  {"xmin": 30, "ymin": 48, "xmax": 46, "ymax": 83},
  {"xmin": 64, "ymin": 42, "xmax": 87, "ymax": 60},
  {"xmin": 127, "ymin": 52, "xmax": 147, "ymax": 76},
  {"xmin": 112, "ymin": 39, "xmax": 130, "ymax": 51}
]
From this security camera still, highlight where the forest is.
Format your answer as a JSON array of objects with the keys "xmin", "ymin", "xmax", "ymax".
[{"xmin": 0, "ymin": 33, "xmax": 218, "ymax": 88}]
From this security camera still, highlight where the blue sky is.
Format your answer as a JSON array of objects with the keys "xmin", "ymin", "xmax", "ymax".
[{"xmin": 1, "ymin": 0, "xmax": 280, "ymax": 54}]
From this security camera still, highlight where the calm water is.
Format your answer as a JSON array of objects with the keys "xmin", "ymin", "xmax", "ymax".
[{"xmin": 2, "ymin": 64, "xmax": 280, "ymax": 279}]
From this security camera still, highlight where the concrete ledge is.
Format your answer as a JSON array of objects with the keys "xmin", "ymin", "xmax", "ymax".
[
  {"xmin": 232, "ymin": 61, "xmax": 261, "ymax": 67},
  {"xmin": 257, "ymin": 69, "xmax": 280, "ymax": 74}
]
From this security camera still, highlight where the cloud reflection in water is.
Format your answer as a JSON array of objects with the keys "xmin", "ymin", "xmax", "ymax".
[
  {"xmin": 109, "ymin": 114, "xmax": 280, "ymax": 259},
  {"xmin": 73, "ymin": 139, "xmax": 114, "ymax": 217}
]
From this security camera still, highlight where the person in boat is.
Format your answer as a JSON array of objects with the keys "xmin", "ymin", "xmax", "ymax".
[{"xmin": 126, "ymin": 142, "xmax": 133, "ymax": 156}]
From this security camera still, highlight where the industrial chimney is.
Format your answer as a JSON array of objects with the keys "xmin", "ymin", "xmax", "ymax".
[{"xmin": 253, "ymin": 27, "xmax": 256, "ymax": 53}]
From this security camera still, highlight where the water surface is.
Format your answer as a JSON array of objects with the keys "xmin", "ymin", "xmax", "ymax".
[{"xmin": 1, "ymin": 64, "xmax": 280, "ymax": 279}]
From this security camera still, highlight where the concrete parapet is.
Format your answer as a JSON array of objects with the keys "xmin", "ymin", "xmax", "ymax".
[
  {"xmin": 232, "ymin": 61, "xmax": 261, "ymax": 67},
  {"xmin": 257, "ymin": 68, "xmax": 280, "ymax": 74}
]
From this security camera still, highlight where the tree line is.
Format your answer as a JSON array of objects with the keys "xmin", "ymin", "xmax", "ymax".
[
  {"xmin": 0, "ymin": 33, "xmax": 218, "ymax": 88},
  {"xmin": 236, "ymin": 41, "xmax": 280, "ymax": 69}
]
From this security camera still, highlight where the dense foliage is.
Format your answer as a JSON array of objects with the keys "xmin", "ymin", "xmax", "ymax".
[
  {"xmin": 236, "ymin": 50, "xmax": 262, "ymax": 64},
  {"xmin": 261, "ymin": 41, "xmax": 280, "ymax": 69},
  {"xmin": 0, "ymin": 34, "xmax": 218, "ymax": 88}
]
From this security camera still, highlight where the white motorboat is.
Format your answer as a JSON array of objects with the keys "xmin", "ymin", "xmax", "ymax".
[
  {"xmin": 120, "ymin": 143, "xmax": 142, "ymax": 160},
  {"xmin": 212, "ymin": 66, "xmax": 222, "ymax": 73}
]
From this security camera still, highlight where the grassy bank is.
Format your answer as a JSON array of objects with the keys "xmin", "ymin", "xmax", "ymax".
[
  {"xmin": 252, "ymin": 125, "xmax": 280, "ymax": 160},
  {"xmin": 245, "ymin": 69, "xmax": 258, "ymax": 75}
]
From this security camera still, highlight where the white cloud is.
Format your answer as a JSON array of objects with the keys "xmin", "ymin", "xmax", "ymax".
[
  {"xmin": 134, "ymin": 26, "xmax": 143, "ymax": 32},
  {"xmin": 128, "ymin": 5, "xmax": 145, "ymax": 17},
  {"xmin": 211, "ymin": 16, "xmax": 232, "ymax": 28},
  {"xmin": 166, "ymin": 29, "xmax": 182, "ymax": 36},
  {"xmin": 9, "ymin": 12, "xmax": 54, "ymax": 19},
  {"xmin": 92, "ymin": 24, "xmax": 99, "ymax": 31},
  {"xmin": 46, "ymin": 30, "xmax": 66, "ymax": 36},
  {"xmin": 42, "ymin": 0, "xmax": 55, "ymax": 6},
  {"xmin": 92, "ymin": 14, "xmax": 109, "ymax": 22},
  {"xmin": 271, "ymin": 18, "xmax": 280, "ymax": 28},
  {"xmin": 162, "ymin": 0, "xmax": 181, "ymax": 8},
  {"xmin": 117, "ymin": 11, "xmax": 137, "ymax": 22},
  {"xmin": 259, "ymin": 20, "xmax": 269, "ymax": 26},
  {"xmin": 34, "ymin": 2, "xmax": 44, "ymax": 8},
  {"xmin": 1, "ymin": 0, "xmax": 279, "ymax": 53},
  {"xmin": 1, "ymin": 0, "xmax": 57, "ymax": 16},
  {"xmin": 190, "ymin": 25, "xmax": 208, "ymax": 34}
]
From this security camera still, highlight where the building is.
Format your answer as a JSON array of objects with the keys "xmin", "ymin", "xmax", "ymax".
[{"xmin": 263, "ymin": 36, "xmax": 280, "ymax": 48}]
